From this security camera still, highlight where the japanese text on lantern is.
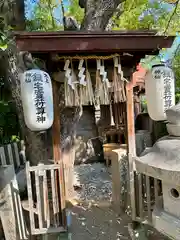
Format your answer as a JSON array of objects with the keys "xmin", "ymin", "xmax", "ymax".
[
  {"xmin": 163, "ymin": 70, "xmax": 173, "ymax": 111},
  {"xmin": 25, "ymin": 72, "xmax": 32, "ymax": 83},
  {"xmin": 32, "ymin": 73, "xmax": 46, "ymax": 123}
]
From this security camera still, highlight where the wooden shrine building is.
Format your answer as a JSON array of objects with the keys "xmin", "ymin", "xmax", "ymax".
[{"xmin": 14, "ymin": 30, "xmax": 174, "ymax": 235}]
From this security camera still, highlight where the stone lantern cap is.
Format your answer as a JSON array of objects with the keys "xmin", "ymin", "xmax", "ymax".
[{"xmin": 135, "ymin": 136, "xmax": 180, "ymax": 185}]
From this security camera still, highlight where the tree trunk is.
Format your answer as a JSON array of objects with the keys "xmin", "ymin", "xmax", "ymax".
[
  {"xmin": 59, "ymin": 0, "xmax": 125, "ymax": 192},
  {"xmin": 81, "ymin": 0, "xmax": 124, "ymax": 30},
  {"xmin": 0, "ymin": 0, "xmax": 47, "ymax": 166},
  {"xmin": 5, "ymin": 49, "xmax": 48, "ymax": 165},
  {"xmin": 12, "ymin": 0, "xmax": 25, "ymax": 30},
  {"xmin": 61, "ymin": 0, "xmax": 125, "ymax": 144},
  {"xmin": 4, "ymin": 0, "xmax": 125, "ymax": 169}
]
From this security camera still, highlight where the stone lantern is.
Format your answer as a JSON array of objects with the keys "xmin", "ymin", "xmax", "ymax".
[{"xmin": 135, "ymin": 103, "xmax": 180, "ymax": 239}]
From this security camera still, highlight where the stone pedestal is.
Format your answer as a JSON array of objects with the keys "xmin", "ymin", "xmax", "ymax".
[
  {"xmin": 103, "ymin": 143, "xmax": 120, "ymax": 166},
  {"xmin": 103, "ymin": 144, "xmax": 127, "ymax": 214},
  {"xmin": 162, "ymin": 183, "xmax": 180, "ymax": 218},
  {"xmin": 111, "ymin": 146, "xmax": 127, "ymax": 214},
  {"xmin": 152, "ymin": 207, "xmax": 180, "ymax": 240}
]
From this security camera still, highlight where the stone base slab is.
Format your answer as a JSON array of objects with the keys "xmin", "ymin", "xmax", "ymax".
[{"xmin": 152, "ymin": 208, "xmax": 180, "ymax": 240}]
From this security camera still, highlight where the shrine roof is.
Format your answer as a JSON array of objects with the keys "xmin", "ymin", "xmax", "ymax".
[{"xmin": 14, "ymin": 31, "xmax": 174, "ymax": 55}]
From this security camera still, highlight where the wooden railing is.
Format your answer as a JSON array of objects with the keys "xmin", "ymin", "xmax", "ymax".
[
  {"xmin": 0, "ymin": 141, "xmax": 25, "ymax": 171},
  {"xmin": 26, "ymin": 162, "xmax": 67, "ymax": 235}
]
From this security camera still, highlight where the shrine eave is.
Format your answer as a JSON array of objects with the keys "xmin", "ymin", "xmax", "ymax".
[{"xmin": 14, "ymin": 31, "xmax": 175, "ymax": 54}]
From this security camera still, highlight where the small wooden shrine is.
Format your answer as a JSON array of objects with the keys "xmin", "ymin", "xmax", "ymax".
[
  {"xmin": 15, "ymin": 31, "xmax": 174, "ymax": 148},
  {"xmin": 14, "ymin": 30, "xmax": 174, "ymax": 236}
]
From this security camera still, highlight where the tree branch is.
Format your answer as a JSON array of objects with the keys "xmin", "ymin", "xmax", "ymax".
[
  {"xmin": 47, "ymin": 0, "xmax": 56, "ymax": 29},
  {"xmin": 163, "ymin": 0, "xmax": 179, "ymax": 35},
  {"xmin": 60, "ymin": 0, "xmax": 66, "ymax": 30}
]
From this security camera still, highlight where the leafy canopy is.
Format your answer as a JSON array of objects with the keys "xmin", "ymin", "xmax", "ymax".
[{"xmin": 25, "ymin": 0, "xmax": 179, "ymax": 35}]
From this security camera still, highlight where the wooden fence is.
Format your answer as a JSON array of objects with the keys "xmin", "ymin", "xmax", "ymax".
[
  {"xmin": 26, "ymin": 162, "xmax": 67, "ymax": 235},
  {"xmin": 0, "ymin": 141, "xmax": 25, "ymax": 171}
]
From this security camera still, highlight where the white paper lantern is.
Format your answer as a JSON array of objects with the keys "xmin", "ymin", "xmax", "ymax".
[
  {"xmin": 145, "ymin": 64, "xmax": 175, "ymax": 121},
  {"xmin": 20, "ymin": 69, "xmax": 54, "ymax": 131}
]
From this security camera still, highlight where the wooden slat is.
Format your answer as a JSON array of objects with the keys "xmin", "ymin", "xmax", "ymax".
[
  {"xmin": 51, "ymin": 170, "xmax": 57, "ymax": 227},
  {"xmin": 0, "ymin": 142, "xmax": 23, "ymax": 170},
  {"xmin": 126, "ymin": 83, "xmax": 136, "ymax": 221},
  {"xmin": 51, "ymin": 170, "xmax": 60, "ymax": 227},
  {"xmin": 35, "ymin": 170, "xmax": 43, "ymax": 230},
  {"xmin": 32, "ymin": 226, "xmax": 66, "ymax": 235},
  {"xmin": 7, "ymin": 144, "xmax": 14, "ymax": 165},
  {"xmin": 154, "ymin": 178, "xmax": 159, "ymax": 206},
  {"xmin": 43, "ymin": 170, "xmax": 50, "ymax": 228},
  {"xmin": 13, "ymin": 190, "xmax": 23, "ymax": 239},
  {"xmin": 58, "ymin": 168, "xmax": 66, "ymax": 215},
  {"xmin": 146, "ymin": 175, "xmax": 152, "ymax": 222},
  {"xmin": 13, "ymin": 142, "xmax": 20, "ymax": 168},
  {"xmin": 28, "ymin": 164, "xmax": 61, "ymax": 172},
  {"xmin": 55, "ymin": 170, "xmax": 60, "ymax": 225},
  {"xmin": 26, "ymin": 162, "xmax": 67, "ymax": 235},
  {"xmin": 138, "ymin": 173, "xmax": 143, "ymax": 219},
  {"xmin": 12, "ymin": 172, "xmax": 28, "ymax": 239},
  {"xmin": 0, "ymin": 146, "xmax": 6, "ymax": 165},
  {"xmin": 0, "ymin": 165, "xmax": 28, "ymax": 240},
  {"xmin": 26, "ymin": 162, "xmax": 35, "ymax": 232}
]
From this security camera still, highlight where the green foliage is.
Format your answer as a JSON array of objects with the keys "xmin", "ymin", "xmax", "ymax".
[
  {"xmin": 175, "ymin": 93, "xmax": 180, "ymax": 103},
  {"xmin": 112, "ymin": 0, "xmax": 179, "ymax": 35},
  {"xmin": 26, "ymin": 0, "xmax": 180, "ymax": 35},
  {"xmin": 0, "ymin": 34, "xmax": 8, "ymax": 51},
  {"xmin": 157, "ymin": 3, "xmax": 180, "ymax": 35},
  {"xmin": 140, "ymin": 55, "xmax": 162, "ymax": 70},
  {"xmin": 26, "ymin": 0, "xmax": 63, "ymax": 31},
  {"xmin": 140, "ymin": 95, "xmax": 148, "ymax": 113},
  {"xmin": 0, "ymin": 20, "xmax": 14, "ymax": 51},
  {"xmin": 11, "ymin": 135, "xmax": 20, "ymax": 142},
  {"xmin": 112, "ymin": 0, "xmax": 149, "ymax": 30},
  {"xmin": 172, "ymin": 50, "xmax": 180, "ymax": 88},
  {"xmin": 0, "ymin": 100, "xmax": 20, "ymax": 144},
  {"xmin": 66, "ymin": 0, "xmax": 84, "ymax": 24},
  {"xmin": 172, "ymin": 49, "xmax": 180, "ymax": 102},
  {"xmin": 27, "ymin": 0, "xmax": 84, "ymax": 31}
]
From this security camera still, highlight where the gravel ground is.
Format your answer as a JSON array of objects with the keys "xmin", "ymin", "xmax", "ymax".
[
  {"xmin": 69, "ymin": 163, "xmax": 132, "ymax": 240},
  {"xmin": 68, "ymin": 204, "xmax": 169, "ymax": 240},
  {"xmin": 69, "ymin": 162, "xmax": 169, "ymax": 240},
  {"xmin": 74, "ymin": 163, "xmax": 112, "ymax": 202}
]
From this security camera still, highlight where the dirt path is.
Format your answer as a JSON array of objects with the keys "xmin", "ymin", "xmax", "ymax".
[
  {"xmin": 67, "ymin": 163, "xmax": 168, "ymax": 240},
  {"xmin": 65, "ymin": 201, "xmax": 168, "ymax": 240},
  {"xmin": 46, "ymin": 162, "xmax": 169, "ymax": 240},
  {"xmin": 69, "ymin": 204, "xmax": 131, "ymax": 240},
  {"xmin": 67, "ymin": 163, "xmax": 131, "ymax": 239}
]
